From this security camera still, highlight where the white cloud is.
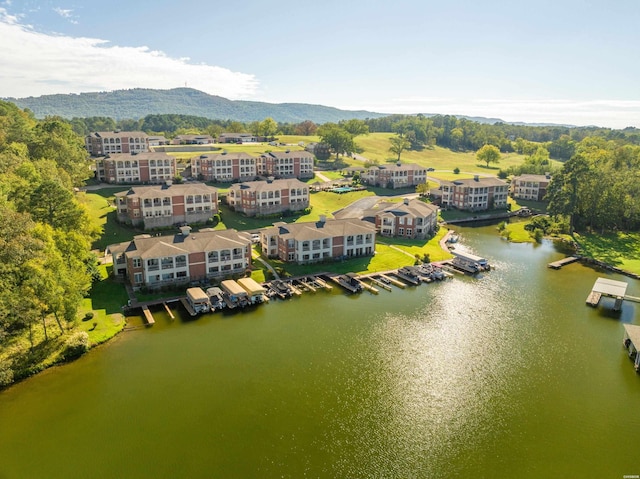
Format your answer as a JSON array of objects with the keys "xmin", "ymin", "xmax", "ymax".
[
  {"xmin": 350, "ymin": 97, "xmax": 640, "ymax": 129},
  {"xmin": 0, "ymin": 9, "xmax": 259, "ymax": 100},
  {"xmin": 53, "ymin": 7, "xmax": 72, "ymax": 18}
]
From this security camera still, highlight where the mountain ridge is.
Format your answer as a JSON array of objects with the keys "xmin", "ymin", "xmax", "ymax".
[
  {"xmin": 4, "ymin": 87, "xmax": 577, "ymax": 127},
  {"xmin": 5, "ymin": 88, "xmax": 385, "ymax": 124}
]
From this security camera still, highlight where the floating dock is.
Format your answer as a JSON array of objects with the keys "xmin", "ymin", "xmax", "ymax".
[
  {"xmin": 378, "ymin": 274, "xmax": 406, "ymax": 288},
  {"xmin": 314, "ymin": 276, "xmax": 333, "ymax": 291},
  {"xmin": 141, "ymin": 305, "xmax": 155, "ymax": 325},
  {"xmin": 548, "ymin": 256, "xmax": 580, "ymax": 269},
  {"xmin": 163, "ymin": 302, "xmax": 175, "ymax": 320},
  {"xmin": 367, "ymin": 276, "xmax": 392, "ymax": 291}
]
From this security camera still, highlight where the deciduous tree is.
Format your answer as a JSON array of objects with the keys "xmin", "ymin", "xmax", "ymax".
[{"xmin": 476, "ymin": 144, "xmax": 501, "ymax": 168}]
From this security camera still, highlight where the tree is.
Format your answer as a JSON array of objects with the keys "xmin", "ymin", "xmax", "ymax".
[
  {"xmin": 389, "ymin": 135, "xmax": 410, "ymax": 162},
  {"xmin": 317, "ymin": 124, "xmax": 355, "ymax": 160},
  {"xmin": 476, "ymin": 144, "xmax": 501, "ymax": 168},
  {"xmin": 257, "ymin": 117, "xmax": 278, "ymax": 139},
  {"xmin": 27, "ymin": 180, "xmax": 85, "ymax": 231},
  {"xmin": 294, "ymin": 120, "xmax": 318, "ymax": 136},
  {"xmin": 416, "ymin": 182, "xmax": 430, "ymax": 196},
  {"xmin": 340, "ymin": 119, "xmax": 369, "ymax": 138}
]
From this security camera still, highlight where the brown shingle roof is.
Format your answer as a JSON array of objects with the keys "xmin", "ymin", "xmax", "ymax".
[
  {"xmin": 122, "ymin": 229, "xmax": 250, "ymax": 260},
  {"xmin": 265, "ymin": 218, "xmax": 375, "ymax": 242},
  {"xmin": 113, "ymin": 183, "xmax": 218, "ymax": 199}
]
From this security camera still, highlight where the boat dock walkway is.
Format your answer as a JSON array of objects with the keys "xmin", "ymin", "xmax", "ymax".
[
  {"xmin": 141, "ymin": 305, "xmax": 155, "ymax": 325},
  {"xmin": 548, "ymin": 256, "xmax": 581, "ymax": 269}
]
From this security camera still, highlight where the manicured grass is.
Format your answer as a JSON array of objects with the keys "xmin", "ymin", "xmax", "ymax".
[
  {"xmin": 354, "ymin": 133, "xmax": 562, "ymax": 179},
  {"xmin": 306, "ymin": 190, "xmax": 376, "ymax": 218},
  {"xmin": 573, "ymin": 231, "xmax": 640, "ymax": 274},
  {"xmin": 376, "ymin": 228, "xmax": 454, "ymax": 263},
  {"xmin": 78, "ymin": 190, "xmax": 139, "ymax": 250},
  {"xmin": 499, "ymin": 220, "xmax": 534, "ymax": 243}
]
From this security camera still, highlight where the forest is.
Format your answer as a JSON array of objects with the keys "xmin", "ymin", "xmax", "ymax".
[{"xmin": 0, "ymin": 100, "xmax": 100, "ymax": 387}]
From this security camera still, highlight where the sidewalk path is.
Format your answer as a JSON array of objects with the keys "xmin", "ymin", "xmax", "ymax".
[{"xmin": 252, "ymin": 251, "xmax": 280, "ymax": 280}]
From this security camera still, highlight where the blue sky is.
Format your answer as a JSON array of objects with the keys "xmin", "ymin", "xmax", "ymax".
[{"xmin": 1, "ymin": 0, "xmax": 639, "ymax": 128}]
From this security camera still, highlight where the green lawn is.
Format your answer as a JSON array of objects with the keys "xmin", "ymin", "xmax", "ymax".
[
  {"xmin": 499, "ymin": 220, "xmax": 534, "ymax": 243},
  {"xmin": 573, "ymin": 231, "xmax": 640, "ymax": 274},
  {"xmin": 78, "ymin": 189, "xmax": 139, "ymax": 250},
  {"xmin": 354, "ymin": 133, "xmax": 562, "ymax": 180}
]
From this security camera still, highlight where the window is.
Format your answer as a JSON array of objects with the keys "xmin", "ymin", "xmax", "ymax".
[
  {"xmin": 132, "ymin": 258, "xmax": 141, "ymax": 268},
  {"xmin": 134, "ymin": 273, "xmax": 143, "ymax": 284}
]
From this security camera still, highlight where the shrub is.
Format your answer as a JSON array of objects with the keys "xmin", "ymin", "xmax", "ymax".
[
  {"xmin": 62, "ymin": 331, "xmax": 89, "ymax": 361},
  {"xmin": 0, "ymin": 362, "xmax": 14, "ymax": 388},
  {"xmin": 453, "ymin": 167, "xmax": 460, "ymax": 174},
  {"xmin": 84, "ymin": 311, "xmax": 94, "ymax": 321}
]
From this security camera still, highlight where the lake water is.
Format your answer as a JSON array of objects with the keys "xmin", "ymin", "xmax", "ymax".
[{"xmin": 1, "ymin": 225, "xmax": 639, "ymax": 478}]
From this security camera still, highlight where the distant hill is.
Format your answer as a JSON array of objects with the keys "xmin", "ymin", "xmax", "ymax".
[{"xmin": 5, "ymin": 88, "xmax": 386, "ymax": 123}]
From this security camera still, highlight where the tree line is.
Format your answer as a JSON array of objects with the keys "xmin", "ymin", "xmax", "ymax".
[
  {"xmin": 547, "ymin": 138, "xmax": 640, "ymax": 233},
  {"xmin": 0, "ymin": 100, "xmax": 100, "ymax": 386}
]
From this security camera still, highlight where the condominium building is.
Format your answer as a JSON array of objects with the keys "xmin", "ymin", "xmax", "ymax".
[
  {"xmin": 227, "ymin": 179, "xmax": 309, "ymax": 217},
  {"xmin": 85, "ymin": 131, "xmax": 149, "ymax": 156},
  {"xmin": 510, "ymin": 174, "xmax": 552, "ymax": 201},
  {"xmin": 114, "ymin": 183, "xmax": 218, "ymax": 229},
  {"xmin": 108, "ymin": 227, "xmax": 251, "ymax": 289},
  {"xmin": 257, "ymin": 151, "xmax": 315, "ymax": 179},
  {"xmin": 375, "ymin": 198, "xmax": 439, "ymax": 239},
  {"xmin": 95, "ymin": 152, "xmax": 177, "ymax": 184},
  {"xmin": 361, "ymin": 163, "xmax": 427, "ymax": 189},
  {"xmin": 190, "ymin": 153, "xmax": 257, "ymax": 182},
  {"xmin": 440, "ymin": 176, "xmax": 509, "ymax": 211},
  {"xmin": 261, "ymin": 217, "xmax": 376, "ymax": 264}
]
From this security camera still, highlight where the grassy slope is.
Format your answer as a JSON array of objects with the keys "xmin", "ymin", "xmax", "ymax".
[
  {"xmin": 354, "ymin": 133, "xmax": 563, "ymax": 179},
  {"xmin": 574, "ymin": 232, "xmax": 640, "ymax": 274}
]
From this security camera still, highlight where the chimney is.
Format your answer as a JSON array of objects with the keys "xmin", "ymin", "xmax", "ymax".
[
  {"xmin": 474, "ymin": 175, "xmax": 479, "ymax": 181},
  {"xmin": 403, "ymin": 198, "xmax": 410, "ymax": 205},
  {"xmin": 319, "ymin": 215, "xmax": 326, "ymax": 223},
  {"xmin": 180, "ymin": 225, "xmax": 192, "ymax": 236},
  {"xmin": 267, "ymin": 176, "xmax": 274, "ymax": 183},
  {"xmin": 165, "ymin": 179, "xmax": 173, "ymax": 187}
]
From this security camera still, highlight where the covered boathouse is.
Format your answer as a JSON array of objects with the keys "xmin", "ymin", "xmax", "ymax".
[
  {"xmin": 586, "ymin": 277, "xmax": 628, "ymax": 311},
  {"xmin": 623, "ymin": 324, "xmax": 640, "ymax": 372}
]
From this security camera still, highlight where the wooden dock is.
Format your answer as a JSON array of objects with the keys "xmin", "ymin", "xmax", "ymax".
[
  {"xmin": 367, "ymin": 276, "xmax": 392, "ymax": 291},
  {"xmin": 358, "ymin": 279, "xmax": 379, "ymax": 294},
  {"xmin": 141, "ymin": 305, "xmax": 155, "ymax": 325},
  {"xmin": 163, "ymin": 302, "xmax": 175, "ymax": 320},
  {"xmin": 378, "ymin": 274, "xmax": 406, "ymax": 288},
  {"xmin": 314, "ymin": 277, "xmax": 333, "ymax": 291},
  {"xmin": 548, "ymin": 256, "xmax": 580, "ymax": 269},
  {"xmin": 585, "ymin": 291, "xmax": 602, "ymax": 307}
]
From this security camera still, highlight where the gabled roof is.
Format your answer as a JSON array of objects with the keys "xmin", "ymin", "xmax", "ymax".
[
  {"xmin": 230, "ymin": 178, "xmax": 308, "ymax": 193},
  {"xmin": 366, "ymin": 163, "xmax": 425, "ymax": 172},
  {"xmin": 117, "ymin": 229, "xmax": 250, "ymax": 260},
  {"xmin": 260, "ymin": 150, "xmax": 314, "ymax": 160},
  {"xmin": 113, "ymin": 183, "xmax": 218, "ymax": 199},
  {"xmin": 194, "ymin": 152, "xmax": 256, "ymax": 161},
  {"xmin": 90, "ymin": 131, "xmax": 148, "ymax": 138},
  {"xmin": 264, "ymin": 218, "xmax": 375, "ymax": 242},
  {"xmin": 512, "ymin": 174, "xmax": 552, "ymax": 182},
  {"xmin": 441, "ymin": 177, "xmax": 507, "ymax": 188},
  {"xmin": 376, "ymin": 199, "xmax": 438, "ymax": 218},
  {"xmin": 103, "ymin": 151, "xmax": 176, "ymax": 162}
]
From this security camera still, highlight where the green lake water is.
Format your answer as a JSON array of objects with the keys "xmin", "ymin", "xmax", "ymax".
[{"xmin": 1, "ymin": 225, "xmax": 639, "ymax": 478}]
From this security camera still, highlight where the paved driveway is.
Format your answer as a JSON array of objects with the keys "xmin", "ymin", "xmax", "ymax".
[{"xmin": 333, "ymin": 196, "xmax": 381, "ymax": 219}]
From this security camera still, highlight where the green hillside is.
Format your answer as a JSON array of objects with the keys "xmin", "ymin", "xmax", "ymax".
[{"xmin": 6, "ymin": 88, "xmax": 386, "ymax": 123}]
